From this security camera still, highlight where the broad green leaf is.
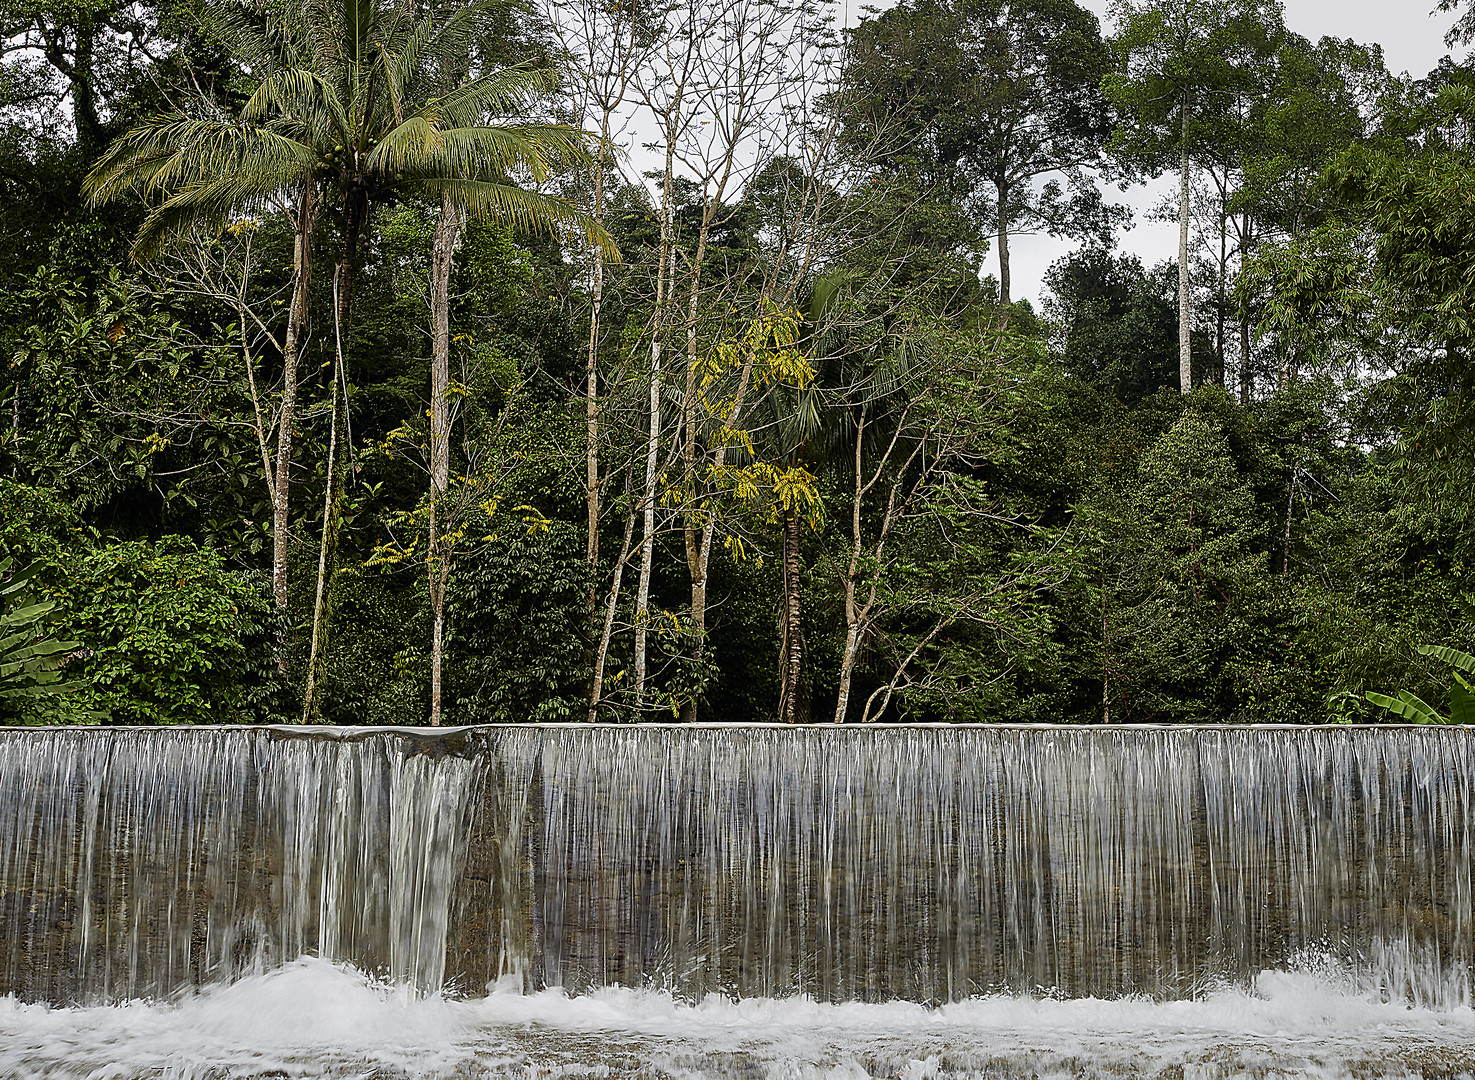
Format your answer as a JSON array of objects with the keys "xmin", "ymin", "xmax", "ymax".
[
  {"xmin": 1418, "ymin": 644, "xmax": 1475, "ymax": 677},
  {"xmin": 1365, "ymin": 690, "xmax": 1443, "ymax": 724},
  {"xmin": 1450, "ymin": 683, "xmax": 1475, "ymax": 726}
]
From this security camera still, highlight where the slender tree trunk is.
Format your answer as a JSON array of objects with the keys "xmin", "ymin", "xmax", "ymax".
[
  {"xmin": 632, "ymin": 116, "xmax": 678, "ymax": 712},
  {"xmin": 996, "ymin": 176, "xmax": 1011, "ymax": 309},
  {"xmin": 833, "ymin": 416, "xmax": 868, "ymax": 725},
  {"xmin": 1101, "ymin": 552, "xmax": 1110, "ymax": 724},
  {"xmin": 272, "ymin": 183, "xmax": 317, "ymax": 672},
  {"xmin": 834, "ymin": 619, "xmax": 860, "ymax": 725},
  {"xmin": 586, "ymin": 222, "xmax": 604, "ymax": 574},
  {"xmin": 589, "ymin": 473, "xmax": 637, "ymax": 721},
  {"xmin": 1178, "ymin": 105, "xmax": 1193, "ymax": 395},
  {"xmin": 301, "ymin": 343, "xmax": 343, "ymax": 723},
  {"xmin": 631, "ymin": 332, "xmax": 662, "ymax": 711},
  {"xmin": 427, "ymin": 192, "xmax": 466, "ymax": 727},
  {"xmin": 686, "ymin": 326, "xmax": 762, "ymax": 722},
  {"xmin": 586, "ymin": 131, "xmax": 610, "ymax": 576},
  {"xmin": 776, "ymin": 503, "xmax": 805, "ymax": 724},
  {"xmin": 301, "ymin": 196, "xmax": 363, "ymax": 722},
  {"xmin": 1216, "ymin": 209, "xmax": 1227, "ymax": 386},
  {"xmin": 1239, "ymin": 212, "xmax": 1252, "ymax": 404},
  {"xmin": 678, "ymin": 210, "xmax": 714, "ymax": 723},
  {"xmin": 834, "ymin": 552, "xmax": 871, "ymax": 726}
]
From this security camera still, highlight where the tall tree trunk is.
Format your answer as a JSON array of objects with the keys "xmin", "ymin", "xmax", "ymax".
[
  {"xmin": 589, "ymin": 471, "xmax": 637, "ymax": 721},
  {"xmin": 583, "ymin": 135, "xmax": 608, "ymax": 718},
  {"xmin": 776, "ymin": 502, "xmax": 805, "ymax": 724},
  {"xmin": 833, "ymin": 415, "xmax": 869, "ymax": 725},
  {"xmin": 301, "ymin": 196, "xmax": 363, "ymax": 722},
  {"xmin": 1178, "ymin": 104, "xmax": 1193, "ymax": 395},
  {"xmin": 586, "ymin": 227, "xmax": 604, "ymax": 576},
  {"xmin": 834, "ymin": 618, "xmax": 860, "ymax": 725},
  {"xmin": 631, "ymin": 331, "xmax": 662, "ymax": 712},
  {"xmin": 271, "ymin": 182, "xmax": 317, "ymax": 672},
  {"xmin": 586, "ymin": 134, "xmax": 610, "ymax": 576},
  {"xmin": 996, "ymin": 176, "xmax": 1011, "ymax": 309},
  {"xmin": 301, "ymin": 346, "xmax": 344, "ymax": 723},
  {"xmin": 1100, "ymin": 550, "xmax": 1111, "ymax": 724},
  {"xmin": 69, "ymin": 17, "xmax": 102, "ymax": 152},
  {"xmin": 427, "ymin": 192, "xmax": 466, "ymax": 727},
  {"xmin": 1239, "ymin": 213, "xmax": 1252, "ymax": 405},
  {"xmin": 833, "ymin": 540, "xmax": 868, "ymax": 725},
  {"xmin": 678, "ymin": 205, "xmax": 714, "ymax": 723},
  {"xmin": 632, "ymin": 113, "xmax": 678, "ymax": 712},
  {"xmin": 685, "ymin": 314, "xmax": 763, "ymax": 722},
  {"xmin": 1216, "ymin": 207, "xmax": 1227, "ymax": 386}
]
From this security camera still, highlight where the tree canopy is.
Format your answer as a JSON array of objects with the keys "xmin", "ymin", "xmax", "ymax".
[{"xmin": 0, "ymin": 0, "xmax": 1470, "ymax": 727}]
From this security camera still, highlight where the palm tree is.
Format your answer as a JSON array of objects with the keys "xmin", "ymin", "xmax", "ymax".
[{"xmin": 87, "ymin": 0, "xmax": 613, "ymax": 721}]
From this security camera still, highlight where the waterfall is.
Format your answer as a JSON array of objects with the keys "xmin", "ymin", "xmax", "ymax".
[
  {"xmin": 0, "ymin": 725, "xmax": 1470, "ymax": 1009},
  {"xmin": 0, "ymin": 728, "xmax": 477, "ymax": 1003}
]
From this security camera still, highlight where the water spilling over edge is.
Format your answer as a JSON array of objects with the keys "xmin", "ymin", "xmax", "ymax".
[{"xmin": 0, "ymin": 725, "xmax": 1471, "ymax": 1011}]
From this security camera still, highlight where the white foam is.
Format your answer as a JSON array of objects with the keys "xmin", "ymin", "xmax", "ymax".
[{"xmin": 3, "ymin": 957, "xmax": 1475, "ymax": 1080}]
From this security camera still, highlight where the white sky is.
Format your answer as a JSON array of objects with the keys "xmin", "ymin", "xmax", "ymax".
[{"xmin": 1006, "ymin": 0, "xmax": 1466, "ymax": 307}]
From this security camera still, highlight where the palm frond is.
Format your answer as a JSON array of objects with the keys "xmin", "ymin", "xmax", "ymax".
[
  {"xmin": 389, "ymin": 7, "xmax": 445, "ymax": 102},
  {"xmin": 122, "ymin": 143, "xmax": 318, "ymax": 259},
  {"xmin": 418, "ymin": 179, "xmax": 619, "ymax": 258},
  {"xmin": 426, "ymin": 65, "xmax": 556, "ymax": 127},
  {"xmin": 86, "ymin": 115, "xmax": 318, "ymax": 217},
  {"xmin": 244, "ymin": 67, "xmax": 350, "ymax": 142},
  {"xmin": 370, "ymin": 121, "xmax": 590, "ymax": 180},
  {"xmin": 341, "ymin": 0, "xmax": 378, "ymax": 73}
]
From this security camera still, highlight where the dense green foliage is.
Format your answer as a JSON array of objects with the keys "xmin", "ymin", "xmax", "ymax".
[{"xmin": 0, "ymin": 0, "xmax": 1470, "ymax": 725}]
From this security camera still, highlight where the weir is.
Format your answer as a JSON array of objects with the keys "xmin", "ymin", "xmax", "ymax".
[{"xmin": 0, "ymin": 725, "xmax": 1471, "ymax": 1009}]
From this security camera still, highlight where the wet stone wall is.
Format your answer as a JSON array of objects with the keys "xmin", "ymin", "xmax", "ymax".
[{"xmin": 0, "ymin": 725, "xmax": 1471, "ymax": 1008}]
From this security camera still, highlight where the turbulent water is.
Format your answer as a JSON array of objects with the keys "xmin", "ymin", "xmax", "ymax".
[
  {"xmin": 4, "ymin": 955, "xmax": 1475, "ymax": 1079},
  {"xmin": 1, "ymin": 724, "xmax": 1473, "ymax": 1077}
]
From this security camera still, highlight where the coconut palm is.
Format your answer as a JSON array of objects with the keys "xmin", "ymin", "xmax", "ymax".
[{"xmin": 87, "ymin": 0, "xmax": 613, "ymax": 721}]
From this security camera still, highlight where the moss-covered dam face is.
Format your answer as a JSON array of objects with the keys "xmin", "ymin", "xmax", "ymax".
[{"xmin": 0, "ymin": 724, "xmax": 1471, "ymax": 1008}]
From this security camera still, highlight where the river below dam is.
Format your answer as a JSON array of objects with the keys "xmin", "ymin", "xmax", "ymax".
[{"xmin": 1, "ymin": 724, "xmax": 1473, "ymax": 1078}]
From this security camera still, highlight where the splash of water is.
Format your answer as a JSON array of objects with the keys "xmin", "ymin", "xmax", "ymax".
[{"xmin": 3, "ymin": 955, "xmax": 1475, "ymax": 1080}]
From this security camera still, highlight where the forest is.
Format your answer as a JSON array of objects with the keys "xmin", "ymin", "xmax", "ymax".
[{"xmin": 0, "ymin": 0, "xmax": 1473, "ymax": 727}]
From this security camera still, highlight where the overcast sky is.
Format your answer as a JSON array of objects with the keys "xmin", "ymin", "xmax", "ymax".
[{"xmin": 1006, "ymin": 0, "xmax": 1466, "ymax": 308}]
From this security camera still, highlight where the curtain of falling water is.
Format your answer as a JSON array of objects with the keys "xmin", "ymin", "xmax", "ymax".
[
  {"xmin": 0, "ymin": 728, "xmax": 476, "ymax": 1003},
  {"xmin": 470, "ymin": 726, "xmax": 1475, "ymax": 1008},
  {"xmin": 0, "ymin": 726, "xmax": 1472, "ymax": 1009}
]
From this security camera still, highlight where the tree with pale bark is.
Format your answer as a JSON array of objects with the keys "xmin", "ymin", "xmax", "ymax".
[
  {"xmin": 87, "ymin": 0, "xmax": 608, "ymax": 721},
  {"xmin": 1105, "ymin": 0, "xmax": 1280, "ymax": 393}
]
